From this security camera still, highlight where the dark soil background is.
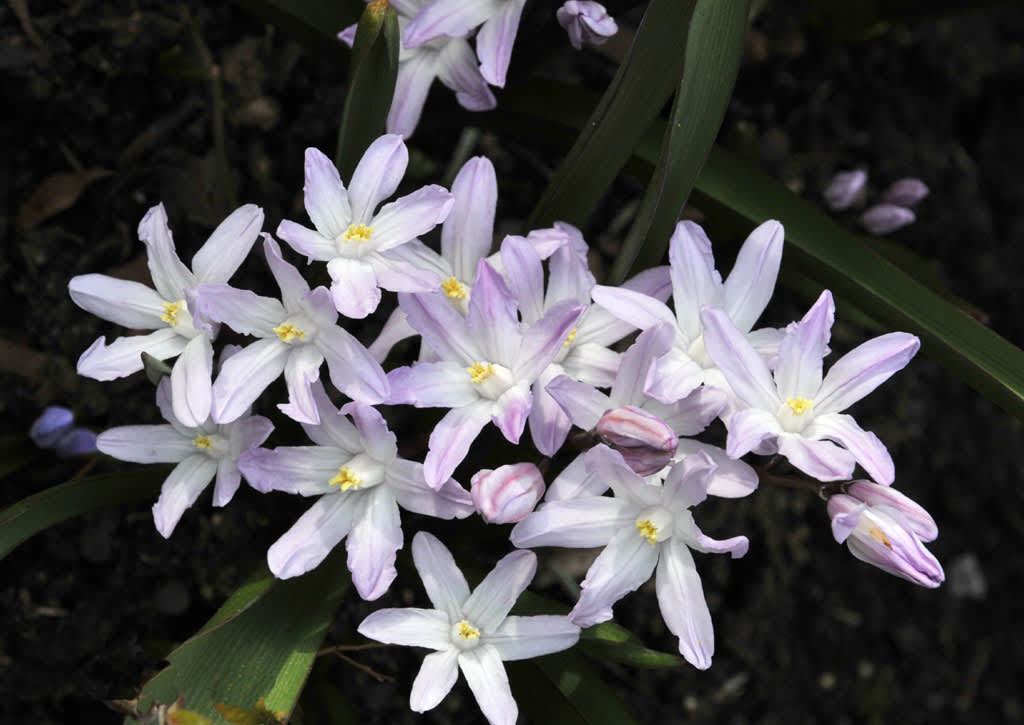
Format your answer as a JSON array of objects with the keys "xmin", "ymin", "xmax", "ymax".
[{"xmin": 2, "ymin": 1, "xmax": 1023, "ymax": 723}]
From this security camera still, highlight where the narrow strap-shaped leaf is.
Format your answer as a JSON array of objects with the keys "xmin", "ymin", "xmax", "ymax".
[
  {"xmin": 137, "ymin": 552, "xmax": 350, "ymax": 723},
  {"xmin": 578, "ymin": 621, "xmax": 683, "ymax": 669},
  {"xmin": 612, "ymin": 0, "xmax": 749, "ymax": 284},
  {"xmin": 335, "ymin": 0, "xmax": 400, "ymax": 176},
  {"xmin": 526, "ymin": 0, "xmax": 698, "ymax": 231},
  {"xmin": 0, "ymin": 468, "xmax": 167, "ymax": 559},
  {"xmin": 508, "ymin": 651, "xmax": 639, "ymax": 725}
]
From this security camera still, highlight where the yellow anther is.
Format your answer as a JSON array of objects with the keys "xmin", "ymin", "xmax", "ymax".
[
  {"xmin": 785, "ymin": 397, "xmax": 814, "ymax": 416},
  {"xmin": 160, "ymin": 301, "xmax": 184, "ymax": 326},
  {"xmin": 273, "ymin": 323, "xmax": 306, "ymax": 342},
  {"xmin": 342, "ymin": 223, "xmax": 374, "ymax": 242},
  {"xmin": 329, "ymin": 467, "xmax": 362, "ymax": 491},
  {"xmin": 868, "ymin": 525, "xmax": 893, "ymax": 550},
  {"xmin": 636, "ymin": 519, "xmax": 659, "ymax": 545},
  {"xmin": 563, "ymin": 327, "xmax": 578, "ymax": 348},
  {"xmin": 456, "ymin": 620, "xmax": 480, "ymax": 640},
  {"xmin": 467, "ymin": 362, "xmax": 495, "ymax": 384},
  {"xmin": 192, "ymin": 435, "xmax": 212, "ymax": 450},
  {"xmin": 441, "ymin": 276, "xmax": 468, "ymax": 300}
]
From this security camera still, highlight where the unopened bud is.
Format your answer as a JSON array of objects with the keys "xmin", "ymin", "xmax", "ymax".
[
  {"xmin": 881, "ymin": 178, "xmax": 929, "ymax": 208},
  {"xmin": 54, "ymin": 428, "xmax": 98, "ymax": 457},
  {"xmin": 827, "ymin": 481, "xmax": 943, "ymax": 588},
  {"xmin": 471, "ymin": 463, "xmax": 546, "ymax": 524},
  {"xmin": 557, "ymin": 2, "xmax": 619, "ymax": 51},
  {"xmin": 596, "ymin": 406, "xmax": 678, "ymax": 476},
  {"xmin": 859, "ymin": 203, "xmax": 916, "ymax": 235},
  {"xmin": 29, "ymin": 406, "xmax": 74, "ymax": 448},
  {"xmin": 823, "ymin": 169, "xmax": 867, "ymax": 211}
]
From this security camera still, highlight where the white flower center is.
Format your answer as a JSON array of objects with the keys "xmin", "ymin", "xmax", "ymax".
[
  {"xmin": 634, "ymin": 506, "xmax": 674, "ymax": 545},
  {"xmin": 273, "ymin": 314, "xmax": 315, "ymax": 345},
  {"xmin": 328, "ymin": 452, "xmax": 385, "ymax": 492},
  {"xmin": 451, "ymin": 618, "xmax": 482, "ymax": 650},
  {"xmin": 466, "ymin": 361, "xmax": 515, "ymax": 400},
  {"xmin": 160, "ymin": 299, "xmax": 204, "ymax": 339},
  {"xmin": 192, "ymin": 433, "xmax": 228, "ymax": 459},
  {"xmin": 777, "ymin": 397, "xmax": 814, "ymax": 433}
]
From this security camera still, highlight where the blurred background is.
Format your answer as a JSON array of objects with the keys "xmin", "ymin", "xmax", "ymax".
[{"xmin": 2, "ymin": 1, "xmax": 1023, "ymax": 723}]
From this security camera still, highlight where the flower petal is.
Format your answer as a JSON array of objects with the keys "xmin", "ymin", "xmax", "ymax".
[
  {"xmin": 609, "ymin": 323, "xmax": 675, "ymax": 406},
  {"xmin": 388, "ymin": 361, "xmax": 479, "ymax": 408},
  {"xmin": 403, "ymin": 0, "xmax": 498, "ymax": 47},
  {"xmin": 97, "ymin": 424, "xmax": 194, "ymax": 463},
  {"xmin": 700, "ymin": 305, "xmax": 781, "ymax": 411},
  {"xmin": 656, "ymin": 539, "xmax": 714, "ymax": 669},
  {"xmin": 774, "ymin": 289, "xmax": 833, "ymax": 401},
  {"xmin": 152, "ymin": 454, "xmax": 218, "ymax": 538},
  {"xmin": 317, "ymin": 324, "xmax": 390, "ymax": 405},
  {"xmin": 590, "ymin": 284, "xmax": 677, "ymax": 333},
  {"xmin": 327, "ymin": 257, "xmax": 381, "ymax": 319},
  {"xmin": 561, "ymin": 342, "xmax": 619, "ymax": 388},
  {"xmin": 237, "ymin": 445, "xmax": 347, "ymax": 495},
  {"xmin": 725, "ymin": 407, "xmax": 782, "ymax": 459},
  {"xmin": 510, "ymin": 496, "xmax": 635, "ymax": 549},
  {"xmin": 213, "ymin": 458, "xmax": 242, "ymax": 507},
  {"xmin": 475, "ymin": 0, "xmax": 527, "ymax": 87},
  {"xmin": 264, "ymin": 236, "xmax": 315, "ymax": 310},
  {"xmin": 499, "ymin": 235, "xmax": 545, "ymax": 325},
  {"xmin": 346, "ymin": 486, "xmax": 402, "ymax": 600},
  {"xmin": 348, "ymin": 134, "xmax": 408, "ymax": 223},
  {"xmin": 515, "ymin": 300, "xmax": 585, "ymax": 382},
  {"xmin": 804, "ymin": 412, "xmax": 895, "ymax": 485},
  {"xmin": 279, "ymin": 344, "xmax": 325, "ymax": 425},
  {"xmin": 303, "ymin": 147, "xmax": 351, "ymax": 238},
  {"xmin": 585, "ymin": 444, "xmax": 661, "ymax": 507},
  {"xmin": 467, "ymin": 259, "xmax": 520, "ymax": 364},
  {"xmin": 192, "ymin": 204, "xmax": 264, "ymax": 284},
  {"xmin": 371, "ymin": 185, "xmax": 454, "ymax": 253},
  {"xmin": 425, "ymin": 401, "xmax": 492, "ymax": 488},
  {"xmin": 370, "ymin": 252, "xmax": 442, "ymax": 293},
  {"xmin": 463, "ymin": 549, "xmax": 536, "ymax": 630},
  {"xmin": 302, "ymin": 381, "xmax": 363, "ymax": 451},
  {"xmin": 575, "ymin": 265, "xmax": 672, "ymax": 347},
  {"xmin": 170, "ymin": 335, "xmax": 214, "ymax": 428},
  {"xmin": 400, "ymin": 291, "xmax": 481, "ymax": 363},
  {"xmin": 777, "ymin": 433, "xmax": 856, "ymax": 481},
  {"xmin": 443, "ymin": 156, "xmax": 498, "ymax": 283},
  {"xmin": 368, "ymin": 307, "xmax": 417, "ymax": 363},
  {"xmin": 722, "ymin": 220, "xmax": 784, "ymax": 333},
  {"xmin": 488, "ymin": 615, "xmax": 580, "ymax": 661},
  {"xmin": 650, "ymin": 385, "xmax": 727, "ymax": 436},
  {"xmin": 815, "ymin": 332, "xmax": 920, "ymax": 415},
  {"xmin": 436, "ymin": 38, "xmax": 497, "ymax": 112},
  {"xmin": 358, "ymin": 607, "xmax": 451, "ymax": 650},
  {"xmin": 412, "ymin": 530, "xmax": 471, "ymax": 619},
  {"xmin": 77, "ymin": 327, "xmax": 187, "ymax": 381},
  {"xmin": 528, "ymin": 369, "xmax": 572, "ymax": 456},
  {"xmin": 386, "ymin": 458, "xmax": 475, "ymax": 519},
  {"xmin": 387, "ymin": 48, "xmax": 438, "ymax": 137},
  {"xmin": 668, "ymin": 221, "xmax": 724, "ymax": 340},
  {"xmin": 268, "ymin": 493, "xmax": 363, "ymax": 579},
  {"xmin": 492, "ymin": 384, "xmax": 531, "ymax": 444},
  {"xmin": 676, "ymin": 439, "xmax": 759, "ymax": 499},
  {"xmin": 569, "ymin": 526, "xmax": 659, "ymax": 628},
  {"xmin": 211, "ymin": 338, "xmax": 290, "ymax": 423},
  {"xmin": 187, "ymin": 283, "xmax": 283, "ymax": 337},
  {"xmin": 643, "ymin": 351, "xmax": 704, "ymax": 405},
  {"xmin": 544, "ymin": 451, "xmax": 607, "ymax": 501},
  {"xmin": 458, "ymin": 645, "xmax": 518, "ymax": 725},
  {"xmin": 68, "ymin": 274, "xmax": 165, "ymax": 329},
  {"xmin": 545, "ymin": 374, "xmax": 610, "ymax": 431},
  {"xmin": 410, "ymin": 648, "xmax": 460, "ymax": 714},
  {"xmin": 137, "ymin": 203, "xmax": 196, "ymax": 301},
  {"xmin": 341, "ymin": 401, "xmax": 397, "ymax": 463},
  {"xmin": 276, "ymin": 220, "xmax": 338, "ymax": 263}
]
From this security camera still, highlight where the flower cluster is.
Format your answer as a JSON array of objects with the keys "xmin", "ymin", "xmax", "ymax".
[
  {"xmin": 823, "ymin": 168, "xmax": 929, "ymax": 235},
  {"xmin": 71, "ymin": 130, "xmax": 942, "ymax": 723}
]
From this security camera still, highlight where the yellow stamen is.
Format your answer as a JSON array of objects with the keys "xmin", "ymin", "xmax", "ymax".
[
  {"xmin": 868, "ymin": 525, "xmax": 893, "ymax": 550},
  {"xmin": 273, "ymin": 323, "xmax": 306, "ymax": 342},
  {"xmin": 329, "ymin": 467, "xmax": 362, "ymax": 491},
  {"xmin": 456, "ymin": 620, "xmax": 480, "ymax": 640},
  {"xmin": 785, "ymin": 397, "xmax": 813, "ymax": 416},
  {"xmin": 192, "ymin": 435, "xmax": 212, "ymax": 450},
  {"xmin": 160, "ymin": 301, "xmax": 184, "ymax": 326},
  {"xmin": 636, "ymin": 519, "xmax": 659, "ymax": 545},
  {"xmin": 342, "ymin": 223, "xmax": 373, "ymax": 242},
  {"xmin": 563, "ymin": 327, "xmax": 578, "ymax": 348},
  {"xmin": 441, "ymin": 276, "xmax": 468, "ymax": 300},
  {"xmin": 467, "ymin": 362, "xmax": 495, "ymax": 383}
]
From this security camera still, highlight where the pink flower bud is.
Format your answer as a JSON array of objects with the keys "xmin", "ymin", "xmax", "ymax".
[
  {"xmin": 827, "ymin": 481, "xmax": 943, "ymax": 588},
  {"xmin": 882, "ymin": 178, "xmax": 929, "ymax": 208},
  {"xmin": 557, "ymin": 1, "xmax": 618, "ymax": 51},
  {"xmin": 860, "ymin": 204, "xmax": 916, "ymax": 235},
  {"xmin": 471, "ymin": 463, "xmax": 546, "ymax": 524},
  {"xmin": 596, "ymin": 406, "xmax": 678, "ymax": 476},
  {"xmin": 823, "ymin": 169, "xmax": 867, "ymax": 211}
]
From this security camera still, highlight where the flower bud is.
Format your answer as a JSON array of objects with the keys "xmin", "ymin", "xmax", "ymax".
[
  {"xmin": 823, "ymin": 169, "xmax": 867, "ymax": 211},
  {"xmin": 54, "ymin": 428, "xmax": 98, "ymax": 457},
  {"xmin": 859, "ymin": 203, "xmax": 916, "ymax": 235},
  {"xmin": 827, "ymin": 481, "xmax": 943, "ymax": 588},
  {"xmin": 596, "ymin": 406, "xmax": 678, "ymax": 476},
  {"xmin": 881, "ymin": 178, "xmax": 929, "ymax": 208},
  {"xmin": 29, "ymin": 406, "xmax": 74, "ymax": 448},
  {"xmin": 471, "ymin": 463, "xmax": 546, "ymax": 524},
  {"xmin": 557, "ymin": 1, "xmax": 618, "ymax": 51}
]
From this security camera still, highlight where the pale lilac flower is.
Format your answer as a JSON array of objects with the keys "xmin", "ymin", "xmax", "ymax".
[
  {"xmin": 388, "ymin": 258, "xmax": 584, "ymax": 488},
  {"xmin": 828, "ymin": 480, "xmax": 943, "ymax": 587},
  {"xmin": 595, "ymin": 406, "xmax": 677, "ymax": 476},
  {"xmin": 403, "ymin": 0, "xmax": 528, "ymax": 87},
  {"xmin": 500, "ymin": 231, "xmax": 672, "ymax": 455},
  {"xmin": 358, "ymin": 531, "xmax": 580, "ymax": 724},
  {"xmin": 823, "ymin": 169, "xmax": 867, "ymax": 211},
  {"xmin": 29, "ymin": 406, "xmax": 97, "ymax": 456},
  {"xmin": 97, "ymin": 379, "xmax": 273, "ymax": 538},
  {"xmin": 557, "ymin": 1, "xmax": 618, "ymax": 50},
  {"xmin": 860, "ymin": 203, "xmax": 916, "ymax": 235},
  {"xmin": 511, "ymin": 446, "xmax": 747, "ymax": 669},
  {"xmin": 701, "ymin": 290, "xmax": 919, "ymax": 483},
  {"xmin": 471, "ymin": 462, "xmax": 545, "ymax": 523},
  {"xmin": 340, "ymin": 2, "xmax": 495, "ymax": 137},
  {"xmin": 70, "ymin": 203, "xmax": 263, "ymax": 427},
  {"xmin": 591, "ymin": 219, "xmax": 785, "ymax": 405},
  {"xmin": 190, "ymin": 237, "xmax": 388, "ymax": 424},
  {"xmin": 276, "ymin": 136, "xmax": 454, "ymax": 319},
  {"xmin": 238, "ymin": 383, "xmax": 473, "ymax": 600},
  {"xmin": 881, "ymin": 178, "xmax": 929, "ymax": 208}
]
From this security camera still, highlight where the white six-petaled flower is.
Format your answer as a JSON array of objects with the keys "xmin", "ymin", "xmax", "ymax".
[{"xmin": 358, "ymin": 531, "xmax": 580, "ymax": 725}]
